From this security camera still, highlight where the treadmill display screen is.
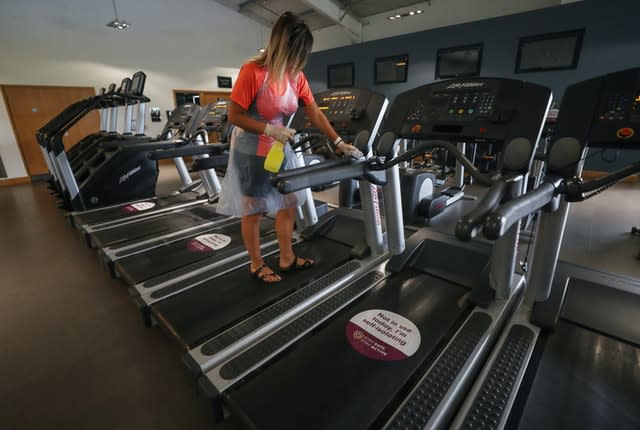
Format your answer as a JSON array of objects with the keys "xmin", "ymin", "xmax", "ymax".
[
  {"xmin": 203, "ymin": 101, "xmax": 230, "ymax": 131},
  {"xmin": 289, "ymin": 88, "xmax": 387, "ymax": 141}
]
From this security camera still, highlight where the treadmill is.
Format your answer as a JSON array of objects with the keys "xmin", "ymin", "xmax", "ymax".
[
  {"xmin": 79, "ymin": 103, "xmax": 230, "ymax": 249},
  {"xmin": 451, "ymin": 68, "xmax": 640, "ymax": 430},
  {"xmin": 104, "ymin": 89, "xmax": 384, "ymax": 288},
  {"xmin": 197, "ymin": 77, "xmax": 553, "ymax": 429},
  {"xmin": 140, "ymin": 89, "xmax": 391, "ymax": 354},
  {"xmin": 69, "ymin": 102, "xmax": 216, "ymax": 235}
]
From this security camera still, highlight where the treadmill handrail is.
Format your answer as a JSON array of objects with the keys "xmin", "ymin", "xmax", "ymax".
[
  {"xmin": 274, "ymin": 158, "xmax": 366, "ymax": 194},
  {"xmin": 483, "ymin": 159, "xmax": 640, "ymax": 240},
  {"xmin": 368, "ymin": 137, "xmax": 494, "ymax": 186},
  {"xmin": 455, "ymin": 179, "xmax": 508, "ymax": 241},
  {"xmin": 147, "ymin": 144, "xmax": 228, "ymax": 160},
  {"xmin": 100, "ymin": 139, "xmax": 184, "ymax": 151}
]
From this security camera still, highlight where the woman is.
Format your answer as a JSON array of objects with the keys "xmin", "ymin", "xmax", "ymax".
[{"xmin": 217, "ymin": 11, "xmax": 362, "ymax": 284}]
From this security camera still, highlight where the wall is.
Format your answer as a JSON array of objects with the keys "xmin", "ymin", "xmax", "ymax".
[
  {"xmin": 0, "ymin": 0, "xmax": 270, "ymax": 179},
  {"xmin": 305, "ymin": 0, "xmax": 639, "ymax": 170}
]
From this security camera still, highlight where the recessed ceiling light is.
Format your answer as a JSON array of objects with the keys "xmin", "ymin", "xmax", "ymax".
[{"xmin": 416, "ymin": 9, "xmax": 423, "ymax": 14}]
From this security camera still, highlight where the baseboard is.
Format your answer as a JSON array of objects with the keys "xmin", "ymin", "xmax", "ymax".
[
  {"xmin": 582, "ymin": 170, "xmax": 639, "ymax": 184},
  {"xmin": 158, "ymin": 156, "xmax": 193, "ymax": 166},
  {"xmin": 0, "ymin": 176, "xmax": 31, "ymax": 186}
]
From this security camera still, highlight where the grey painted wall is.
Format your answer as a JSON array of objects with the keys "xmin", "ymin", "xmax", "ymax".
[{"xmin": 304, "ymin": 0, "xmax": 640, "ymax": 170}]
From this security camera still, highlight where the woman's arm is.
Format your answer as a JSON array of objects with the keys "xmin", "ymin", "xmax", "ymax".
[
  {"xmin": 228, "ymin": 100, "xmax": 268, "ymax": 135},
  {"xmin": 302, "ymin": 103, "xmax": 340, "ymax": 142}
]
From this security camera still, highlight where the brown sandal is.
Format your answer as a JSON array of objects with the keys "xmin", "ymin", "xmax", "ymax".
[
  {"xmin": 279, "ymin": 256, "xmax": 315, "ymax": 272},
  {"xmin": 251, "ymin": 264, "xmax": 282, "ymax": 284}
]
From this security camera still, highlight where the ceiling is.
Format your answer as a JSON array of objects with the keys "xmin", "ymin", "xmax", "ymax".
[
  {"xmin": 214, "ymin": 0, "xmax": 427, "ymax": 31},
  {"xmin": 213, "ymin": 0, "xmax": 573, "ymax": 47}
]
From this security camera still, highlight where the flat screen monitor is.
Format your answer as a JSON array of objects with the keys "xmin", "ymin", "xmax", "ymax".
[
  {"xmin": 516, "ymin": 29, "xmax": 584, "ymax": 73},
  {"xmin": 375, "ymin": 55, "xmax": 408, "ymax": 84},
  {"xmin": 328, "ymin": 63, "xmax": 354, "ymax": 88},
  {"xmin": 435, "ymin": 44, "xmax": 482, "ymax": 79}
]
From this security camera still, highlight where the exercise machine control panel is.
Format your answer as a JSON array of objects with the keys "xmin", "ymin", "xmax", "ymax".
[
  {"xmin": 290, "ymin": 88, "xmax": 388, "ymax": 141},
  {"xmin": 201, "ymin": 100, "xmax": 229, "ymax": 131},
  {"xmin": 385, "ymin": 78, "xmax": 552, "ymax": 146},
  {"xmin": 554, "ymin": 68, "xmax": 640, "ymax": 149},
  {"xmin": 548, "ymin": 67, "xmax": 640, "ymax": 178},
  {"xmin": 161, "ymin": 103, "xmax": 200, "ymax": 136}
]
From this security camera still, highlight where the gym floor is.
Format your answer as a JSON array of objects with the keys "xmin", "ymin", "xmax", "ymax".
[{"xmin": 1, "ymin": 166, "xmax": 638, "ymax": 430}]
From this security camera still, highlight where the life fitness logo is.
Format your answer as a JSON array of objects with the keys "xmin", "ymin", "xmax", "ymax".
[
  {"xmin": 346, "ymin": 309, "xmax": 421, "ymax": 361},
  {"xmin": 445, "ymin": 82, "xmax": 485, "ymax": 89}
]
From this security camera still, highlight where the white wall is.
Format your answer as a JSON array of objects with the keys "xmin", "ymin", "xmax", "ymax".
[
  {"xmin": 312, "ymin": 0, "xmax": 562, "ymax": 51},
  {"xmin": 0, "ymin": 0, "xmax": 269, "ymax": 179}
]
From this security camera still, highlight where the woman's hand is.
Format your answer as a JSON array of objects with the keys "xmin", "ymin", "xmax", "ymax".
[
  {"xmin": 335, "ymin": 137, "xmax": 363, "ymax": 159},
  {"xmin": 264, "ymin": 124, "xmax": 296, "ymax": 143}
]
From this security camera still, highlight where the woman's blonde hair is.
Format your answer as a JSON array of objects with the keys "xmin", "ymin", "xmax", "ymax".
[{"xmin": 251, "ymin": 12, "xmax": 313, "ymax": 82}]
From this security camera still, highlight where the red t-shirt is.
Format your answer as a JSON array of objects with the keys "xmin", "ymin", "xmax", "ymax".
[{"xmin": 231, "ymin": 62, "xmax": 315, "ymax": 111}]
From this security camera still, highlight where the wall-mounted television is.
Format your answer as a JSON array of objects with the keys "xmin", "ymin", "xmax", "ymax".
[
  {"xmin": 435, "ymin": 44, "xmax": 483, "ymax": 79},
  {"xmin": 374, "ymin": 54, "xmax": 408, "ymax": 84},
  {"xmin": 327, "ymin": 62, "xmax": 354, "ymax": 88},
  {"xmin": 515, "ymin": 29, "xmax": 584, "ymax": 73}
]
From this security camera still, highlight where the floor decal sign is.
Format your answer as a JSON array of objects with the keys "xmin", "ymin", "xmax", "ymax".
[
  {"xmin": 122, "ymin": 202, "xmax": 156, "ymax": 212},
  {"xmin": 187, "ymin": 234, "xmax": 232, "ymax": 253},
  {"xmin": 346, "ymin": 309, "xmax": 421, "ymax": 361}
]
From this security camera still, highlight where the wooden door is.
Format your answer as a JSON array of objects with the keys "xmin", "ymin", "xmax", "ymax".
[{"xmin": 2, "ymin": 85, "xmax": 99, "ymax": 177}]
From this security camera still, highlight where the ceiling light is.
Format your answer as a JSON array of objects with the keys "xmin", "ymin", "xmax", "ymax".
[
  {"xmin": 257, "ymin": 48, "xmax": 265, "ymax": 53},
  {"xmin": 388, "ymin": 9, "xmax": 425, "ymax": 21},
  {"xmin": 106, "ymin": 0, "xmax": 130, "ymax": 30}
]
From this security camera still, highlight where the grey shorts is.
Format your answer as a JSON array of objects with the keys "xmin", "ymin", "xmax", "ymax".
[{"xmin": 233, "ymin": 151, "xmax": 273, "ymax": 198}]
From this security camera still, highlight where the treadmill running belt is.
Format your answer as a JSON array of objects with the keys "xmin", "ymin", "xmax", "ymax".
[
  {"xmin": 225, "ymin": 271, "xmax": 470, "ymax": 430},
  {"xmin": 90, "ymin": 204, "xmax": 224, "ymax": 248},
  {"xmin": 514, "ymin": 321, "xmax": 640, "ymax": 430},
  {"xmin": 73, "ymin": 192, "xmax": 198, "ymax": 226},
  {"xmin": 151, "ymin": 237, "xmax": 352, "ymax": 349},
  {"xmin": 115, "ymin": 219, "xmax": 275, "ymax": 285}
]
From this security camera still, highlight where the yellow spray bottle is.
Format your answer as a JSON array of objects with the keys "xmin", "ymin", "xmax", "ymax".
[{"xmin": 264, "ymin": 140, "xmax": 285, "ymax": 173}]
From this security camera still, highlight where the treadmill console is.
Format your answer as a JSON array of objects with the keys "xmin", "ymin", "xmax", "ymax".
[
  {"xmin": 547, "ymin": 68, "xmax": 640, "ymax": 178},
  {"xmin": 201, "ymin": 100, "xmax": 229, "ymax": 132},
  {"xmin": 586, "ymin": 69, "xmax": 640, "ymax": 146},
  {"xmin": 188, "ymin": 101, "xmax": 232, "ymax": 143},
  {"xmin": 161, "ymin": 103, "xmax": 200, "ymax": 135},
  {"xmin": 130, "ymin": 71, "xmax": 146, "ymax": 97},
  {"xmin": 385, "ymin": 78, "xmax": 552, "ymax": 146},
  {"xmin": 289, "ymin": 88, "xmax": 388, "ymax": 142}
]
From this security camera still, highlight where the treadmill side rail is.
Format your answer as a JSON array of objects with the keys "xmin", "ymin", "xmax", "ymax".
[{"xmin": 384, "ymin": 275, "xmax": 525, "ymax": 430}]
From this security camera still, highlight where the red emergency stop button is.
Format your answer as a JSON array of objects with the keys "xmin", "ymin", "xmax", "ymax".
[
  {"xmin": 616, "ymin": 127, "xmax": 635, "ymax": 138},
  {"xmin": 412, "ymin": 124, "xmax": 422, "ymax": 133}
]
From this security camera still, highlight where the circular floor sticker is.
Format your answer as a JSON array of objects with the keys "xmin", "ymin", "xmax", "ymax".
[
  {"xmin": 122, "ymin": 201, "xmax": 156, "ymax": 213},
  {"xmin": 346, "ymin": 309, "xmax": 421, "ymax": 361},
  {"xmin": 186, "ymin": 234, "xmax": 232, "ymax": 253}
]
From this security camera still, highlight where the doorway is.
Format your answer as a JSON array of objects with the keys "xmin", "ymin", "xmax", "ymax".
[{"xmin": 2, "ymin": 85, "xmax": 99, "ymax": 178}]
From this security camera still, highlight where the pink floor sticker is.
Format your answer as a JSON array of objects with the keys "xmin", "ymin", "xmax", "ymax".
[
  {"xmin": 122, "ymin": 201, "xmax": 156, "ymax": 213},
  {"xmin": 346, "ymin": 309, "xmax": 421, "ymax": 361},
  {"xmin": 186, "ymin": 233, "xmax": 232, "ymax": 253}
]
